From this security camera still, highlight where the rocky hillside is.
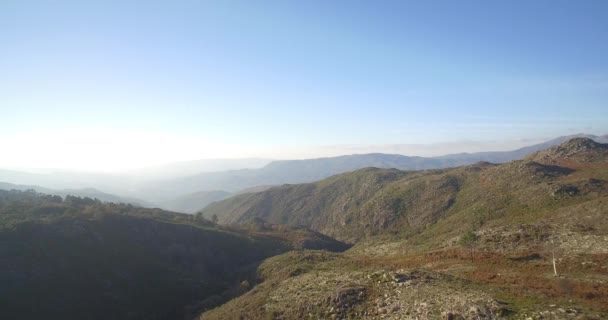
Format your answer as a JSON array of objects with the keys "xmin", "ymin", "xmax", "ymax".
[
  {"xmin": 0, "ymin": 190, "xmax": 347, "ymax": 320},
  {"xmin": 199, "ymin": 138, "xmax": 608, "ymax": 319},
  {"xmin": 201, "ymin": 168, "xmax": 413, "ymax": 243},
  {"xmin": 527, "ymin": 137, "xmax": 608, "ymax": 165}
]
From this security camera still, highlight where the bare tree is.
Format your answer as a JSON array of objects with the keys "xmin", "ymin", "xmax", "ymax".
[
  {"xmin": 544, "ymin": 235, "xmax": 561, "ymax": 277},
  {"xmin": 551, "ymin": 238, "xmax": 558, "ymax": 276}
]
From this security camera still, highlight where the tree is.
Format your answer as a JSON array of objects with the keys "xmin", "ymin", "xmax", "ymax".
[{"xmin": 460, "ymin": 230, "xmax": 478, "ymax": 262}]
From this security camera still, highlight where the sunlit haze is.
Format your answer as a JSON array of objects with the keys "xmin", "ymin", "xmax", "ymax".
[
  {"xmin": 3, "ymin": 3, "xmax": 608, "ymax": 319},
  {"xmin": 1, "ymin": 1, "xmax": 607, "ymax": 172}
]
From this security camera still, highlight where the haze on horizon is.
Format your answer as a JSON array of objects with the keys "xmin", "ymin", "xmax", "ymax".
[{"xmin": 1, "ymin": 1, "xmax": 607, "ymax": 172}]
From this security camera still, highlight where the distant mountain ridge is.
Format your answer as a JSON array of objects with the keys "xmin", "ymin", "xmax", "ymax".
[
  {"xmin": 125, "ymin": 158, "xmax": 273, "ymax": 180},
  {"xmin": 434, "ymin": 133, "xmax": 608, "ymax": 163},
  {"xmin": 159, "ymin": 190, "xmax": 231, "ymax": 214},
  {"xmin": 139, "ymin": 134, "xmax": 608, "ymax": 201},
  {"xmin": 0, "ymin": 134, "xmax": 606, "ymax": 209}
]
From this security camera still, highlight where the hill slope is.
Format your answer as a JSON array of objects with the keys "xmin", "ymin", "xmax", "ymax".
[
  {"xmin": 202, "ymin": 138, "xmax": 608, "ymax": 245},
  {"xmin": 199, "ymin": 138, "xmax": 608, "ymax": 319},
  {"xmin": 0, "ymin": 190, "xmax": 346, "ymax": 320}
]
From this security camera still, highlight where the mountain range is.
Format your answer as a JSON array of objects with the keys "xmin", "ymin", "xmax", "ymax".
[
  {"xmin": 2, "ymin": 137, "xmax": 607, "ymax": 319},
  {"xmin": 201, "ymin": 137, "xmax": 608, "ymax": 242},
  {"xmin": 138, "ymin": 133, "xmax": 608, "ymax": 210},
  {"xmin": 1, "ymin": 134, "xmax": 606, "ymax": 213},
  {"xmin": 198, "ymin": 137, "xmax": 608, "ymax": 319}
]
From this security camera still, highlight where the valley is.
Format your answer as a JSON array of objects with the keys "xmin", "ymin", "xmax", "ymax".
[
  {"xmin": 2, "ymin": 138, "xmax": 607, "ymax": 319},
  {"xmin": 4, "ymin": 2, "xmax": 607, "ymax": 318}
]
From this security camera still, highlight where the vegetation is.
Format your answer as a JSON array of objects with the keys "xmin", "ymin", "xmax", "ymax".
[
  {"xmin": 459, "ymin": 229, "xmax": 479, "ymax": 262},
  {"xmin": 0, "ymin": 190, "xmax": 346, "ymax": 320},
  {"xmin": 3, "ymin": 138, "xmax": 608, "ymax": 319},
  {"xmin": 202, "ymin": 138, "xmax": 608, "ymax": 248},
  {"xmin": 199, "ymin": 138, "xmax": 608, "ymax": 319}
]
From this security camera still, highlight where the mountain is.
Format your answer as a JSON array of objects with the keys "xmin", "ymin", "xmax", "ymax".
[
  {"xmin": 160, "ymin": 186, "xmax": 281, "ymax": 214},
  {"xmin": 201, "ymin": 168, "xmax": 410, "ymax": 242},
  {"xmin": 0, "ymin": 190, "xmax": 347, "ymax": 320},
  {"xmin": 1, "ymin": 134, "xmax": 605, "ymax": 204},
  {"xmin": 139, "ymin": 134, "xmax": 608, "ymax": 199},
  {"xmin": 527, "ymin": 137, "xmax": 608, "ymax": 164},
  {"xmin": 199, "ymin": 138, "xmax": 608, "ymax": 319},
  {"xmin": 0, "ymin": 181, "xmax": 151, "ymax": 207},
  {"xmin": 202, "ymin": 137, "xmax": 608, "ymax": 244},
  {"xmin": 3, "ymin": 138, "xmax": 607, "ymax": 319},
  {"xmin": 124, "ymin": 158, "xmax": 273, "ymax": 180},
  {"xmin": 434, "ymin": 133, "xmax": 608, "ymax": 164},
  {"xmin": 159, "ymin": 190, "xmax": 231, "ymax": 214},
  {"xmin": 234, "ymin": 185, "xmax": 276, "ymax": 195}
]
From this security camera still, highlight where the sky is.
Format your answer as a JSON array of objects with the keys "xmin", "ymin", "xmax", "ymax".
[{"xmin": 1, "ymin": 0, "xmax": 607, "ymax": 171}]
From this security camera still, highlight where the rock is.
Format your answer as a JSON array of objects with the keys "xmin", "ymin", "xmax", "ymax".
[
  {"xmin": 392, "ymin": 273, "xmax": 412, "ymax": 283},
  {"xmin": 469, "ymin": 305, "xmax": 481, "ymax": 315},
  {"xmin": 331, "ymin": 285, "xmax": 366, "ymax": 313},
  {"xmin": 334, "ymin": 286, "xmax": 365, "ymax": 302},
  {"xmin": 490, "ymin": 300, "xmax": 510, "ymax": 316}
]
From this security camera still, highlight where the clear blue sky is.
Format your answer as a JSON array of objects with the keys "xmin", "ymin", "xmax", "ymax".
[{"xmin": 1, "ymin": 0, "xmax": 607, "ymax": 170}]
